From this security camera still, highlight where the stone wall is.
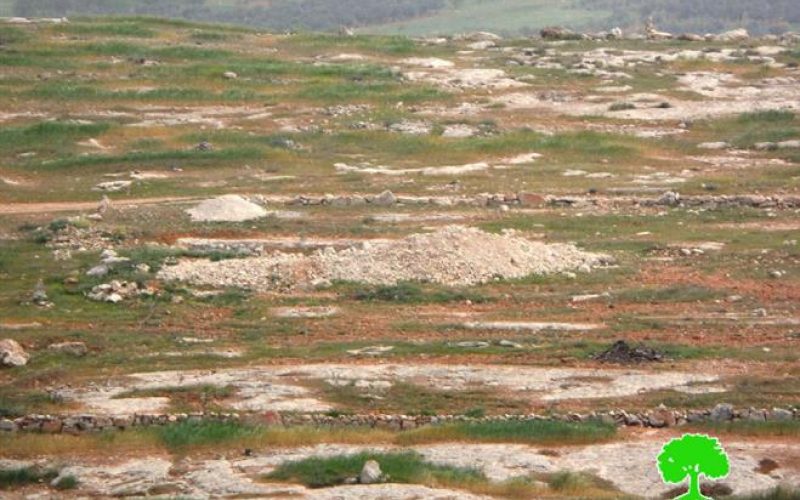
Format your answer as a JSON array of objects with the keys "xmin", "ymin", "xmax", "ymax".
[
  {"xmin": 1, "ymin": 404, "xmax": 796, "ymax": 434},
  {"xmin": 277, "ymin": 191, "xmax": 800, "ymax": 210}
]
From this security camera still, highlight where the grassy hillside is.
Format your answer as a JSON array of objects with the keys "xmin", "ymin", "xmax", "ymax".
[
  {"xmin": 365, "ymin": 0, "xmax": 608, "ymax": 36},
  {"xmin": 9, "ymin": 0, "xmax": 800, "ymax": 35}
]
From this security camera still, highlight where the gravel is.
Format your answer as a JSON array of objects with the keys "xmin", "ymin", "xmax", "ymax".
[{"xmin": 158, "ymin": 225, "xmax": 611, "ymax": 291}]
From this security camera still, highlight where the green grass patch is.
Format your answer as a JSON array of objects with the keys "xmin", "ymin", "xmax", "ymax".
[
  {"xmin": 321, "ymin": 380, "xmax": 528, "ymax": 416},
  {"xmin": 399, "ymin": 419, "xmax": 616, "ymax": 446},
  {"xmin": 266, "ymin": 450, "xmax": 483, "ymax": 488},
  {"xmin": 55, "ymin": 21, "xmax": 157, "ymax": 38},
  {"xmin": 688, "ymin": 420, "xmax": 800, "ymax": 438},
  {"xmin": 613, "ymin": 285, "xmax": 724, "ymax": 303},
  {"xmin": 346, "ymin": 282, "xmax": 489, "ymax": 304},
  {"xmin": 33, "ymin": 147, "xmax": 262, "ymax": 170},
  {"xmin": 0, "ymin": 466, "xmax": 59, "ymax": 490},
  {"xmin": 0, "ymin": 120, "xmax": 111, "ymax": 158},
  {"xmin": 155, "ymin": 420, "xmax": 257, "ymax": 452}
]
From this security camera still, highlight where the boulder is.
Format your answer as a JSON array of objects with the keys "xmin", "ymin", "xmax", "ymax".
[
  {"xmin": 359, "ymin": 460, "xmax": 383, "ymax": 484},
  {"xmin": 768, "ymin": 408, "xmax": 793, "ymax": 421},
  {"xmin": 715, "ymin": 28, "xmax": 749, "ymax": 42},
  {"xmin": 710, "ymin": 403, "xmax": 734, "ymax": 422},
  {"xmin": 648, "ymin": 407, "xmax": 676, "ymax": 428},
  {"xmin": 0, "ymin": 339, "xmax": 29, "ymax": 367},
  {"xmin": 0, "ymin": 418, "xmax": 17, "ymax": 432},
  {"xmin": 463, "ymin": 31, "xmax": 502, "ymax": 42},
  {"xmin": 518, "ymin": 192, "xmax": 546, "ymax": 207},
  {"xmin": 372, "ymin": 190, "xmax": 397, "ymax": 207},
  {"xmin": 678, "ymin": 33, "xmax": 704, "ymax": 42}
]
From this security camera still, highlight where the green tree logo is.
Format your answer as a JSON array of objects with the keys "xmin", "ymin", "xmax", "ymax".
[{"xmin": 658, "ymin": 434, "xmax": 730, "ymax": 500}]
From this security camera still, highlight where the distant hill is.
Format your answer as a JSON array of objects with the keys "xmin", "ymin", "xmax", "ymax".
[
  {"xmin": 9, "ymin": 0, "xmax": 800, "ymax": 35},
  {"xmin": 11, "ymin": 0, "xmax": 447, "ymax": 32},
  {"xmin": 575, "ymin": 0, "xmax": 800, "ymax": 36}
]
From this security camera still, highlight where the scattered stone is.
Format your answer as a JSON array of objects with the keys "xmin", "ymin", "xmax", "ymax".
[
  {"xmin": 93, "ymin": 180, "xmax": 132, "ymax": 192},
  {"xmin": 464, "ymin": 321, "xmax": 602, "ymax": 332},
  {"xmin": 571, "ymin": 292, "xmax": 609, "ymax": 303},
  {"xmin": 454, "ymin": 341, "xmax": 490, "ymax": 348},
  {"xmin": 359, "ymin": 460, "xmax": 383, "ymax": 484},
  {"xmin": 715, "ymin": 28, "xmax": 750, "ymax": 42},
  {"xmin": 31, "ymin": 279, "xmax": 52, "ymax": 307},
  {"xmin": 498, "ymin": 340, "xmax": 523, "ymax": 348},
  {"xmin": 273, "ymin": 306, "xmax": 339, "ymax": 319},
  {"xmin": 442, "ymin": 124, "xmax": 478, "ymax": 138},
  {"xmin": 195, "ymin": 140, "xmax": 213, "ymax": 151},
  {"xmin": 698, "ymin": 142, "xmax": 729, "ymax": 150},
  {"xmin": 0, "ymin": 339, "xmax": 29, "ymax": 367},
  {"xmin": 87, "ymin": 281, "xmax": 152, "ymax": 303},
  {"xmin": 594, "ymin": 341, "xmax": 664, "ymax": 364},
  {"xmin": 347, "ymin": 346, "xmax": 395, "ymax": 356},
  {"xmin": 223, "ymin": 71, "xmax": 238, "ymax": 80},
  {"xmin": 49, "ymin": 342, "xmax": 88, "ymax": 357},
  {"xmin": 658, "ymin": 191, "xmax": 681, "ymax": 206}
]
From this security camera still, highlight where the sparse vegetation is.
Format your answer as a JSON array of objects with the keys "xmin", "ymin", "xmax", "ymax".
[
  {"xmin": 399, "ymin": 420, "xmax": 617, "ymax": 446},
  {"xmin": 0, "ymin": 466, "xmax": 59, "ymax": 490},
  {"xmin": 0, "ymin": 13, "xmax": 798, "ymax": 499}
]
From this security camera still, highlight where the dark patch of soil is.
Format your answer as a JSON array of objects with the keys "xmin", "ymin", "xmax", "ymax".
[
  {"xmin": 593, "ymin": 340, "xmax": 664, "ymax": 364},
  {"xmin": 756, "ymin": 458, "xmax": 780, "ymax": 474},
  {"xmin": 662, "ymin": 482, "xmax": 733, "ymax": 498}
]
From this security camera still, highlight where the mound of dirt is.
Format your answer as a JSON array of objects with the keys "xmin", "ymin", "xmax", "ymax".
[
  {"xmin": 186, "ymin": 195, "xmax": 267, "ymax": 222},
  {"xmin": 594, "ymin": 340, "xmax": 665, "ymax": 364},
  {"xmin": 159, "ymin": 225, "xmax": 611, "ymax": 291}
]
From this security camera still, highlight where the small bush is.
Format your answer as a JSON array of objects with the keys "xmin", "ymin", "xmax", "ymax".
[
  {"xmin": 0, "ymin": 466, "xmax": 59, "ymax": 489},
  {"xmin": 52, "ymin": 475, "xmax": 78, "ymax": 490},
  {"xmin": 464, "ymin": 407, "xmax": 486, "ymax": 418},
  {"xmin": 609, "ymin": 102, "xmax": 636, "ymax": 111},
  {"xmin": 738, "ymin": 110, "xmax": 795, "ymax": 123},
  {"xmin": 266, "ymin": 451, "xmax": 483, "ymax": 488}
]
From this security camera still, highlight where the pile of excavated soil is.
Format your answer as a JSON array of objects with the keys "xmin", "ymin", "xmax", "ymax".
[
  {"xmin": 186, "ymin": 195, "xmax": 267, "ymax": 222},
  {"xmin": 594, "ymin": 340, "xmax": 665, "ymax": 364},
  {"xmin": 159, "ymin": 226, "xmax": 611, "ymax": 291}
]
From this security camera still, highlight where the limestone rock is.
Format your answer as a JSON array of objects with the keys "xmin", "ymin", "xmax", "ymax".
[
  {"xmin": 372, "ymin": 190, "xmax": 397, "ymax": 207},
  {"xmin": 0, "ymin": 339, "xmax": 29, "ymax": 367},
  {"xmin": 359, "ymin": 460, "xmax": 383, "ymax": 484},
  {"xmin": 715, "ymin": 28, "xmax": 749, "ymax": 42},
  {"xmin": 710, "ymin": 403, "xmax": 734, "ymax": 422}
]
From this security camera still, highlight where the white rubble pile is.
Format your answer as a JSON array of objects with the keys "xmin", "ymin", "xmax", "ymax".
[
  {"xmin": 159, "ymin": 226, "xmax": 611, "ymax": 291},
  {"xmin": 186, "ymin": 195, "xmax": 267, "ymax": 222}
]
